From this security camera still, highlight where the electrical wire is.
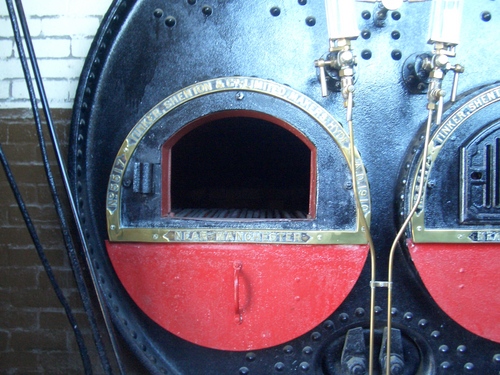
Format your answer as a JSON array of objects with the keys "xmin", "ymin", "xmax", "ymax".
[
  {"xmin": 0, "ymin": 143, "xmax": 93, "ymax": 375},
  {"xmin": 5, "ymin": 0, "xmax": 122, "ymax": 373}
]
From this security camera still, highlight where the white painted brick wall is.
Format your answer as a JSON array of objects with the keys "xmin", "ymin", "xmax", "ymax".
[{"xmin": 0, "ymin": 0, "xmax": 113, "ymax": 109}]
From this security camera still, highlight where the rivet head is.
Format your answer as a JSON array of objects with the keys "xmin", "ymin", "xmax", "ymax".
[
  {"xmin": 481, "ymin": 11, "xmax": 492, "ymax": 22},
  {"xmin": 404, "ymin": 312, "xmax": 413, "ymax": 321},
  {"xmin": 361, "ymin": 50, "xmax": 372, "ymax": 60},
  {"xmin": 202, "ymin": 6, "xmax": 213, "ymax": 16},
  {"xmin": 493, "ymin": 353, "xmax": 500, "ymax": 363},
  {"xmin": 339, "ymin": 313, "xmax": 349, "ymax": 323},
  {"xmin": 323, "ymin": 320, "xmax": 334, "ymax": 330},
  {"xmin": 239, "ymin": 367, "xmax": 250, "ymax": 375},
  {"xmin": 299, "ymin": 362, "xmax": 310, "ymax": 371},
  {"xmin": 431, "ymin": 330, "xmax": 440, "ymax": 339},
  {"xmin": 440, "ymin": 361, "xmax": 451, "ymax": 370},
  {"xmin": 305, "ymin": 17, "xmax": 316, "ymax": 26},
  {"xmin": 283, "ymin": 345, "xmax": 293, "ymax": 354},
  {"xmin": 464, "ymin": 362, "xmax": 474, "ymax": 371},
  {"xmin": 355, "ymin": 308, "xmax": 365, "ymax": 317},
  {"xmin": 246, "ymin": 352, "xmax": 256, "ymax": 362},
  {"xmin": 391, "ymin": 49, "xmax": 402, "ymax": 60},
  {"xmin": 274, "ymin": 362, "xmax": 285, "ymax": 372},
  {"xmin": 303, "ymin": 346, "xmax": 313, "ymax": 355},
  {"xmin": 418, "ymin": 319, "xmax": 428, "ymax": 328},
  {"xmin": 311, "ymin": 332, "xmax": 321, "ymax": 341},
  {"xmin": 270, "ymin": 6, "xmax": 281, "ymax": 16},
  {"xmin": 457, "ymin": 345, "xmax": 467, "ymax": 353},
  {"xmin": 439, "ymin": 345, "xmax": 449, "ymax": 353}
]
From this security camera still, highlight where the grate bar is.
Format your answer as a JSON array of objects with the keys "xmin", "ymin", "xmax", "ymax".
[{"xmin": 171, "ymin": 208, "xmax": 309, "ymax": 219}]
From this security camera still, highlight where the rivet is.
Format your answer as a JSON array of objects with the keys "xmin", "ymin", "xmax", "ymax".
[
  {"xmin": 391, "ymin": 11, "xmax": 401, "ymax": 20},
  {"xmin": 339, "ymin": 313, "xmax": 349, "ymax": 323},
  {"xmin": 361, "ymin": 30, "xmax": 371, "ymax": 39},
  {"xmin": 274, "ymin": 362, "xmax": 285, "ymax": 372},
  {"xmin": 374, "ymin": 306, "xmax": 383, "ymax": 315},
  {"xmin": 299, "ymin": 362, "xmax": 310, "ymax": 371},
  {"xmin": 355, "ymin": 308, "xmax": 365, "ymax": 317},
  {"xmin": 391, "ymin": 49, "xmax": 402, "ymax": 60},
  {"xmin": 305, "ymin": 16, "xmax": 316, "ymax": 26},
  {"xmin": 283, "ymin": 345, "xmax": 294, "ymax": 354},
  {"xmin": 418, "ymin": 319, "xmax": 428, "ymax": 328},
  {"xmin": 165, "ymin": 16, "xmax": 176, "ymax": 27},
  {"xmin": 153, "ymin": 9, "xmax": 163, "ymax": 18},
  {"xmin": 361, "ymin": 10, "xmax": 371, "ymax": 20},
  {"xmin": 440, "ymin": 361, "xmax": 451, "ymax": 370},
  {"xmin": 361, "ymin": 50, "xmax": 372, "ymax": 60},
  {"xmin": 298, "ymin": 0, "xmax": 307, "ymax": 5},
  {"xmin": 404, "ymin": 312, "xmax": 413, "ymax": 321},
  {"xmin": 457, "ymin": 345, "xmax": 467, "ymax": 353},
  {"xmin": 202, "ymin": 6, "xmax": 213, "ymax": 16},
  {"xmin": 431, "ymin": 330, "xmax": 440, "ymax": 338},
  {"xmin": 311, "ymin": 332, "xmax": 321, "ymax": 341},
  {"xmin": 464, "ymin": 362, "xmax": 474, "ymax": 371},
  {"xmin": 391, "ymin": 308, "xmax": 398, "ymax": 316},
  {"xmin": 324, "ymin": 320, "xmax": 334, "ymax": 330},
  {"xmin": 493, "ymin": 354, "xmax": 500, "ymax": 363},
  {"xmin": 481, "ymin": 11, "xmax": 492, "ymax": 22},
  {"xmin": 187, "ymin": 0, "xmax": 196, "ymax": 4},
  {"xmin": 239, "ymin": 367, "xmax": 250, "ymax": 375},
  {"xmin": 439, "ymin": 345, "xmax": 449, "ymax": 353},
  {"xmin": 270, "ymin": 6, "xmax": 281, "ymax": 17},
  {"xmin": 303, "ymin": 346, "xmax": 313, "ymax": 355},
  {"xmin": 246, "ymin": 352, "xmax": 256, "ymax": 362},
  {"xmin": 391, "ymin": 30, "xmax": 401, "ymax": 40}
]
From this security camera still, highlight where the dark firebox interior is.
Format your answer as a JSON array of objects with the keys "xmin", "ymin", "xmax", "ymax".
[{"xmin": 169, "ymin": 116, "xmax": 312, "ymax": 219}]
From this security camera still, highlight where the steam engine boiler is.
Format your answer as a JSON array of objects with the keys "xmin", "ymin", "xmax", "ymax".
[{"xmin": 68, "ymin": 0, "xmax": 500, "ymax": 373}]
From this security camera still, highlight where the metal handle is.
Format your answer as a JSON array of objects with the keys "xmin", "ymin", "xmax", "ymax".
[
  {"xmin": 315, "ymin": 59, "xmax": 329, "ymax": 97},
  {"xmin": 233, "ymin": 261, "xmax": 243, "ymax": 324},
  {"xmin": 450, "ymin": 64, "xmax": 464, "ymax": 103}
]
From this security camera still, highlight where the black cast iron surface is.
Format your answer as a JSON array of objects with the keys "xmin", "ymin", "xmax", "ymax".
[{"xmin": 69, "ymin": 0, "xmax": 500, "ymax": 373}]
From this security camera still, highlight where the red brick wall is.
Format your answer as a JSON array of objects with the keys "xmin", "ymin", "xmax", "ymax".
[{"xmin": 0, "ymin": 109, "xmax": 145, "ymax": 374}]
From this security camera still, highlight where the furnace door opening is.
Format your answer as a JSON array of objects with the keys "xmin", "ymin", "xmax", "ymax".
[{"xmin": 162, "ymin": 111, "xmax": 316, "ymax": 219}]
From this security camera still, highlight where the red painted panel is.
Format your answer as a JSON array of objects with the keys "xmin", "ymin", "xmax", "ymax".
[
  {"xmin": 408, "ymin": 240, "xmax": 500, "ymax": 343},
  {"xmin": 106, "ymin": 242, "xmax": 368, "ymax": 350}
]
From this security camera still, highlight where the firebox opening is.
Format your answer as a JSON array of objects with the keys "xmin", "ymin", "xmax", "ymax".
[{"xmin": 162, "ymin": 111, "xmax": 316, "ymax": 219}]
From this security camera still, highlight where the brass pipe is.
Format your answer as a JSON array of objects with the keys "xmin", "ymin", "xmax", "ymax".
[{"xmin": 385, "ymin": 109, "xmax": 433, "ymax": 375}]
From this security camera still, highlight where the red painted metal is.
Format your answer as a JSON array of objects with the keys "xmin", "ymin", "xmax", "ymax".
[
  {"xmin": 106, "ymin": 242, "xmax": 368, "ymax": 350},
  {"xmin": 408, "ymin": 239, "xmax": 500, "ymax": 343}
]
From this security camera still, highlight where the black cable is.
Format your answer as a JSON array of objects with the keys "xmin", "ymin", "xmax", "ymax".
[
  {"xmin": 0, "ymin": 143, "xmax": 93, "ymax": 375},
  {"xmin": 5, "ymin": 1, "xmax": 114, "ymax": 373},
  {"xmin": 11, "ymin": 6, "xmax": 125, "ymax": 372}
]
